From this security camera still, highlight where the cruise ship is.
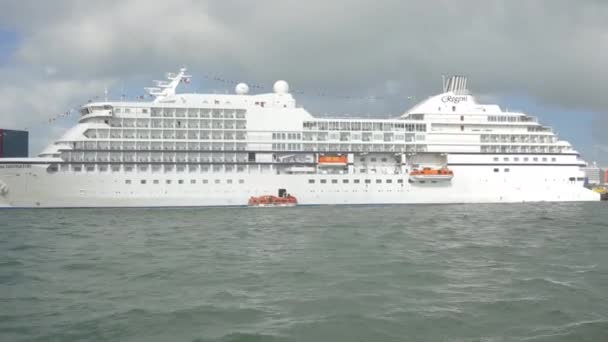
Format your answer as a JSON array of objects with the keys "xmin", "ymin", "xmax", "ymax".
[{"xmin": 0, "ymin": 69, "xmax": 599, "ymax": 207}]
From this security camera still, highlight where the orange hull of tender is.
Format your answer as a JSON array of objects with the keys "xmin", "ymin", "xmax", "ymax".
[
  {"xmin": 410, "ymin": 167, "xmax": 453, "ymax": 176},
  {"xmin": 318, "ymin": 155, "xmax": 347, "ymax": 164},
  {"xmin": 409, "ymin": 167, "xmax": 454, "ymax": 181},
  {"xmin": 248, "ymin": 195, "xmax": 298, "ymax": 207}
]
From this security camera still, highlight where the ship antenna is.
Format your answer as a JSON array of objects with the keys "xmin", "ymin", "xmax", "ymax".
[
  {"xmin": 145, "ymin": 67, "xmax": 191, "ymax": 102},
  {"xmin": 442, "ymin": 75, "xmax": 446, "ymax": 92},
  {"xmin": 104, "ymin": 87, "xmax": 108, "ymax": 102}
]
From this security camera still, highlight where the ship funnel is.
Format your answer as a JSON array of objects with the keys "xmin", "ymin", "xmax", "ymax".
[{"xmin": 443, "ymin": 75, "xmax": 468, "ymax": 95}]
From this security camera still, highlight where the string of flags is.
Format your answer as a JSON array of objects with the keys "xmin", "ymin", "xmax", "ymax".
[
  {"xmin": 95, "ymin": 73, "xmax": 416, "ymax": 103},
  {"xmin": 35, "ymin": 73, "xmax": 418, "ymax": 128},
  {"xmin": 46, "ymin": 108, "xmax": 76, "ymax": 124},
  {"xmin": 199, "ymin": 74, "xmax": 391, "ymax": 101}
]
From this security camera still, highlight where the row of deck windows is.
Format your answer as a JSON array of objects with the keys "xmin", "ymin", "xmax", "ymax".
[
  {"xmin": 107, "ymin": 119, "xmax": 247, "ymax": 129},
  {"xmin": 308, "ymin": 179, "xmax": 404, "ymax": 184},
  {"xmin": 480, "ymin": 134, "xmax": 557, "ymax": 143},
  {"xmin": 147, "ymin": 108, "xmax": 246, "ymax": 119},
  {"xmin": 303, "ymin": 121, "xmax": 426, "ymax": 132},
  {"xmin": 487, "ymin": 115, "xmax": 537, "ymax": 123},
  {"xmin": 493, "ymin": 156, "xmax": 557, "ymax": 162},
  {"xmin": 125, "ymin": 179, "xmax": 245, "ymax": 185}
]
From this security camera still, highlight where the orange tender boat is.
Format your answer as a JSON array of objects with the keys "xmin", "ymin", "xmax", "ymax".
[
  {"xmin": 409, "ymin": 167, "xmax": 454, "ymax": 181},
  {"xmin": 318, "ymin": 155, "xmax": 348, "ymax": 164},
  {"xmin": 248, "ymin": 195, "xmax": 298, "ymax": 207}
]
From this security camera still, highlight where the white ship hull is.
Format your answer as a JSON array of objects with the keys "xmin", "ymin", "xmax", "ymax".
[{"xmin": 0, "ymin": 163, "xmax": 598, "ymax": 208}]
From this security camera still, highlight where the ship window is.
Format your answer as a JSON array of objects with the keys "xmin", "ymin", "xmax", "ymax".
[
  {"xmin": 533, "ymin": 157, "xmax": 538, "ymax": 161},
  {"xmin": 215, "ymin": 179, "xmax": 220, "ymax": 184},
  {"xmin": 542, "ymin": 157, "xmax": 547, "ymax": 162},
  {"xmin": 504, "ymin": 168, "xmax": 510, "ymax": 172},
  {"xmin": 309, "ymin": 179, "xmax": 315, "ymax": 184},
  {"xmin": 142, "ymin": 109, "xmax": 148, "ymax": 114},
  {"xmin": 153, "ymin": 180, "xmax": 159, "ymax": 184},
  {"xmin": 460, "ymin": 115, "xmax": 464, "ymax": 121},
  {"xmin": 203, "ymin": 179, "xmax": 208, "ymax": 184},
  {"xmin": 376, "ymin": 179, "xmax": 382, "ymax": 184},
  {"xmin": 320, "ymin": 179, "xmax": 327, "ymax": 184},
  {"xmin": 577, "ymin": 177, "xmax": 585, "ymax": 181},
  {"xmin": 397, "ymin": 179, "xmax": 403, "ymax": 183},
  {"xmin": 125, "ymin": 180, "xmax": 132, "ymax": 184},
  {"xmin": 360, "ymin": 157, "xmax": 365, "ymax": 162},
  {"xmin": 452, "ymin": 106, "xmax": 456, "ymax": 112},
  {"xmin": 86, "ymin": 166, "xmax": 95, "ymax": 172},
  {"xmin": 140, "ymin": 180, "xmax": 146, "ymax": 184},
  {"xmin": 493, "ymin": 157, "xmax": 499, "ymax": 162},
  {"xmin": 354, "ymin": 179, "xmax": 360, "ymax": 183},
  {"xmin": 551, "ymin": 157, "xmax": 556, "ymax": 162},
  {"xmin": 239, "ymin": 179, "xmax": 244, "ymax": 184},
  {"xmin": 332, "ymin": 179, "xmax": 338, "ymax": 184},
  {"xmin": 190, "ymin": 179, "xmax": 196, "ymax": 184},
  {"xmin": 365, "ymin": 179, "xmax": 371, "ymax": 184},
  {"xmin": 493, "ymin": 168, "xmax": 499, "ymax": 172},
  {"xmin": 524, "ymin": 157, "xmax": 529, "ymax": 162},
  {"xmin": 343, "ymin": 179, "xmax": 349, "ymax": 184},
  {"xmin": 371, "ymin": 158, "xmax": 376, "ymax": 162},
  {"xmin": 227, "ymin": 179, "xmax": 233, "ymax": 184},
  {"xmin": 514, "ymin": 157, "xmax": 519, "ymax": 162},
  {"xmin": 381, "ymin": 158, "xmax": 387, "ymax": 162},
  {"xmin": 386, "ymin": 179, "xmax": 392, "ymax": 183},
  {"xmin": 461, "ymin": 125, "xmax": 464, "ymax": 131},
  {"xmin": 178, "ymin": 179, "xmax": 184, "ymax": 184},
  {"xmin": 503, "ymin": 157, "xmax": 509, "ymax": 162},
  {"xmin": 569, "ymin": 177, "xmax": 576, "ymax": 181}
]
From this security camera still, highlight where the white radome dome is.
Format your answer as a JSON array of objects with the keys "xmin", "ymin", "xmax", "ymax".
[
  {"xmin": 273, "ymin": 80, "xmax": 289, "ymax": 94},
  {"xmin": 235, "ymin": 83, "xmax": 249, "ymax": 95}
]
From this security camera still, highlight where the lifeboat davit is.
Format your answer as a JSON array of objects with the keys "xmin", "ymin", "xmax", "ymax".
[
  {"xmin": 248, "ymin": 195, "xmax": 298, "ymax": 207},
  {"xmin": 409, "ymin": 167, "xmax": 454, "ymax": 181}
]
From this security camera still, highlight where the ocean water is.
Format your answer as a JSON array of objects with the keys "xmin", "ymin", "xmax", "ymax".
[{"xmin": 1, "ymin": 203, "xmax": 608, "ymax": 342}]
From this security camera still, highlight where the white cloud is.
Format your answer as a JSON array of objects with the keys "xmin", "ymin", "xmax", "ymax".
[{"xmin": 0, "ymin": 0, "xmax": 607, "ymax": 156}]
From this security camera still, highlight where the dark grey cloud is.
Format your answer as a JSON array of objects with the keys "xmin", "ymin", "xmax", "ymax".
[{"xmin": 0, "ymin": 0, "xmax": 607, "ymax": 156}]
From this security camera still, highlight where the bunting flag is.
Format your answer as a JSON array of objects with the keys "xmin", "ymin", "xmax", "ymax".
[
  {"xmin": 197, "ymin": 73, "xmax": 403, "ymax": 101},
  {"xmin": 38, "ymin": 73, "xmax": 418, "ymax": 128}
]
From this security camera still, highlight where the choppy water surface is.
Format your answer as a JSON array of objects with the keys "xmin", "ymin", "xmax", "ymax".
[{"xmin": 1, "ymin": 203, "xmax": 608, "ymax": 341}]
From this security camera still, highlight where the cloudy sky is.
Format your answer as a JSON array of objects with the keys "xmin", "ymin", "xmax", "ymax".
[{"xmin": 0, "ymin": 0, "xmax": 607, "ymax": 163}]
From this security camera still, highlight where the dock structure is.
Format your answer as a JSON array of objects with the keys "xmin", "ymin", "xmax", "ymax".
[{"xmin": 0, "ymin": 129, "xmax": 29, "ymax": 158}]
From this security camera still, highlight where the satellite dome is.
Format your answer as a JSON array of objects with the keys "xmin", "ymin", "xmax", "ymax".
[
  {"xmin": 235, "ymin": 83, "xmax": 249, "ymax": 95},
  {"xmin": 273, "ymin": 80, "xmax": 289, "ymax": 94}
]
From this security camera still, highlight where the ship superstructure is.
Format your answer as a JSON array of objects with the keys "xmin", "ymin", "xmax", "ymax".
[{"xmin": 0, "ymin": 70, "xmax": 598, "ymax": 207}]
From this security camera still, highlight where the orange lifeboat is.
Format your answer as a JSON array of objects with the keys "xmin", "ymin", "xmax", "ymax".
[
  {"xmin": 409, "ymin": 167, "xmax": 453, "ymax": 181},
  {"xmin": 318, "ymin": 155, "xmax": 347, "ymax": 165},
  {"xmin": 248, "ymin": 195, "xmax": 298, "ymax": 207}
]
